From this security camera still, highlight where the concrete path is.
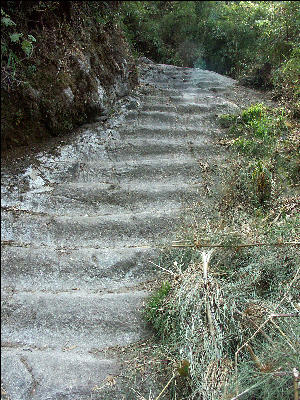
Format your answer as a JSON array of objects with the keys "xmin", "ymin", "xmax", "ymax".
[{"xmin": 1, "ymin": 60, "xmax": 257, "ymax": 399}]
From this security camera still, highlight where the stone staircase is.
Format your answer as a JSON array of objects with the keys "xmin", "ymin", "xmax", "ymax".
[{"xmin": 1, "ymin": 60, "xmax": 242, "ymax": 399}]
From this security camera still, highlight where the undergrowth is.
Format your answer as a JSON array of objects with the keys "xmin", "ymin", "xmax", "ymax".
[
  {"xmin": 143, "ymin": 104, "xmax": 300, "ymax": 400},
  {"xmin": 219, "ymin": 103, "xmax": 299, "ymax": 209}
]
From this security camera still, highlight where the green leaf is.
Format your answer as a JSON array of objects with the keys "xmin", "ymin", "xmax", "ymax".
[
  {"xmin": 27, "ymin": 34, "xmax": 36, "ymax": 42},
  {"xmin": 1, "ymin": 42, "xmax": 8, "ymax": 55},
  {"xmin": 7, "ymin": 50, "xmax": 18, "ymax": 73},
  {"xmin": 9, "ymin": 33, "xmax": 23, "ymax": 43},
  {"xmin": 1, "ymin": 16, "xmax": 16, "ymax": 26},
  {"xmin": 21, "ymin": 40, "xmax": 33, "ymax": 56}
]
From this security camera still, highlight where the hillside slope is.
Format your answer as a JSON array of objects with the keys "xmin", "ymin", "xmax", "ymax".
[{"xmin": 1, "ymin": 1, "xmax": 137, "ymax": 150}]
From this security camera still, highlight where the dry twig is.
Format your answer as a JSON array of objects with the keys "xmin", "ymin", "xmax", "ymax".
[{"xmin": 234, "ymin": 267, "xmax": 300, "ymax": 396}]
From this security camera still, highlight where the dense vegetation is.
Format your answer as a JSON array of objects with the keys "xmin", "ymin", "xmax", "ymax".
[{"xmin": 120, "ymin": 1, "xmax": 299, "ymax": 114}]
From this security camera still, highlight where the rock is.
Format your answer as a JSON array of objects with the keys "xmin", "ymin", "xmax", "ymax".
[
  {"xmin": 139, "ymin": 56, "xmax": 154, "ymax": 64},
  {"xmin": 63, "ymin": 87, "xmax": 74, "ymax": 104}
]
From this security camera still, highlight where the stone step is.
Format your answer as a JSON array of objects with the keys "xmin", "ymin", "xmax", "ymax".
[
  {"xmin": 1, "ymin": 349, "xmax": 121, "ymax": 400},
  {"xmin": 141, "ymin": 77, "xmax": 218, "ymax": 86},
  {"xmin": 138, "ymin": 86, "xmax": 210, "ymax": 97},
  {"xmin": 124, "ymin": 110, "xmax": 178, "ymax": 124},
  {"xmin": 119, "ymin": 124, "xmax": 211, "ymax": 139},
  {"xmin": 1, "ymin": 180, "xmax": 203, "ymax": 216},
  {"xmin": 1, "ymin": 208, "xmax": 187, "ymax": 248},
  {"xmin": 17, "ymin": 156, "xmax": 202, "ymax": 184},
  {"xmin": 149, "ymin": 80, "xmax": 226, "ymax": 90},
  {"xmin": 105, "ymin": 136, "xmax": 212, "ymax": 160},
  {"xmin": 1, "ymin": 245, "xmax": 158, "ymax": 292},
  {"xmin": 69, "ymin": 157, "xmax": 202, "ymax": 183},
  {"xmin": 151, "ymin": 75, "xmax": 193, "ymax": 82},
  {"xmin": 124, "ymin": 114, "xmax": 207, "ymax": 129},
  {"xmin": 139, "ymin": 93, "xmax": 218, "ymax": 104},
  {"xmin": 124, "ymin": 104, "xmax": 238, "ymax": 125},
  {"xmin": 1, "ymin": 290, "xmax": 149, "ymax": 350},
  {"xmin": 139, "ymin": 102, "xmax": 214, "ymax": 113}
]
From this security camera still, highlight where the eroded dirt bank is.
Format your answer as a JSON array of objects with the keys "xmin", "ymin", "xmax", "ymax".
[{"xmin": 1, "ymin": 2, "xmax": 137, "ymax": 151}]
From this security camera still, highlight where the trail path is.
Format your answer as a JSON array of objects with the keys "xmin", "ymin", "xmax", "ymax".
[{"xmin": 1, "ymin": 60, "xmax": 269, "ymax": 399}]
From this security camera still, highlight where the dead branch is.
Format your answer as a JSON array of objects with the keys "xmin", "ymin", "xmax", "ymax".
[{"xmin": 171, "ymin": 241, "xmax": 300, "ymax": 249}]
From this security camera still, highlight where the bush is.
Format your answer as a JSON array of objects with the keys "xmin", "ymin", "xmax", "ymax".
[
  {"xmin": 120, "ymin": 1, "xmax": 300, "ymax": 105},
  {"xmin": 272, "ymin": 48, "xmax": 300, "ymax": 116}
]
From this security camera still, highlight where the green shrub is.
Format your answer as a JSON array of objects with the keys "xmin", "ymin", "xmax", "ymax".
[
  {"xmin": 121, "ymin": 1, "xmax": 299, "ymax": 106},
  {"xmin": 1, "ymin": 8, "xmax": 37, "ymax": 85},
  {"xmin": 241, "ymin": 103, "xmax": 265, "ymax": 124}
]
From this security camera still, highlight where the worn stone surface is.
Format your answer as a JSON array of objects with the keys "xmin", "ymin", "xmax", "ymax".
[{"xmin": 1, "ymin": 60, "xmax": 272, "ymax": 399}]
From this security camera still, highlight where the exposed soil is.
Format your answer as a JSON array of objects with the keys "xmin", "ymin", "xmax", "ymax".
[{"xmin": 1, "ymin": 2, "xmax": 137, "ymax": 151}]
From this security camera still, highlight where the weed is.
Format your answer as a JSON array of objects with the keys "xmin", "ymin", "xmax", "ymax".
[
  {"xmin": 233, "ymin": 137, "xmax": 263, "ymax": 156},
  {"xmin": 251, "ymin": 161, "xmax": 272, "ymax": 206},
  {"xmin": 14, "ymin": 109, "xmax": 23, "ymax": 127},
  {"xmin": 241, "ymin": 103, "xmax": 266, "ymax": 124},
  {"xmin": 219, "ymin": 103, "xmax": 299, "ymax": 209},
  {"xmin": 144, "ymin": 281, "xmax": 172, "ymax": 338},
  {"xmin": 26, "ymin": 64, "xmax": 36, "ymax": 77},
  {"xmin": 219, "ymin": 114, "xmax": 238, "ymax": 129},
  {"xmin": 1, "ymin": 9, "xmax": 36, "ymax": 76}
]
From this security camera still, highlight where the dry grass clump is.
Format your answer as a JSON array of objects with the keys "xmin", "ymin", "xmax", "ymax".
[
  {"xmin": 145, "ymin": 248, "xmax": 299, "ymax": 400},
  {"xmin": 146, "ymin": 252, "xmax": 245, "ymax": 399}
]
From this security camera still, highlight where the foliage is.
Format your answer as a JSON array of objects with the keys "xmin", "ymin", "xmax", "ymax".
[
  {"xmin": 219, "ymin": 103, "xmax": 299, "ymax": 210},
  {"xmin": 120, "ymin": 1, "xmax": 300, "ymax": 104},
  {"xmin": 1, "ymin": 8, "xmax": 36, "ymax": 79},
  {"xmin": 272, "ymin": 47, "xmax": 300, "ymax": 117},
  {"xmin": 250, "ymin": 161, "xmax": 272, "ymax": 205}
]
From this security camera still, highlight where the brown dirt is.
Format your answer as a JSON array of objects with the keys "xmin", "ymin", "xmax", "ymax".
[{"xmin": 1, "ymin": 2, "xmax": 137, "ymax": 151}]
